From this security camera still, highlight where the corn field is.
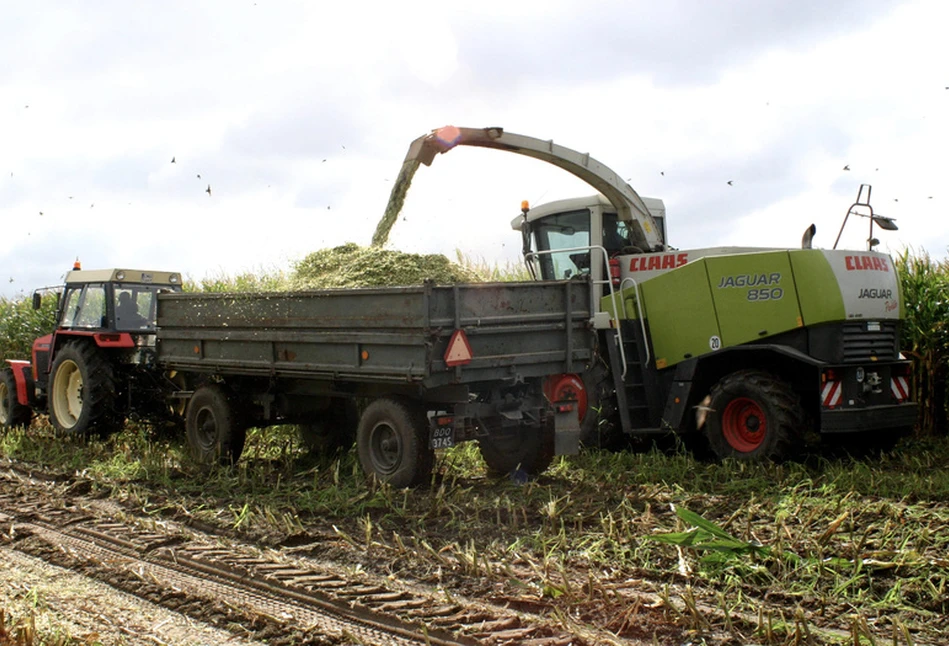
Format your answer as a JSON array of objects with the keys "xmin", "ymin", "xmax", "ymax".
[
  {"xmin": 0, "ymin": 296, "xmax": 58, "ymax": 365},
  {"xmin": 1, "ymin": 251, "xmax": 945, "ymax": 436},
  {"xmin": 895, "ymin": 250, "xmax": 949, "ymax": 436}
]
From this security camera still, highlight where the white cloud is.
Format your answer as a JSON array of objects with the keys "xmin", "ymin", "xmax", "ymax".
[{"xmin": 2, "ymin": 0, "xmax": 947, "ymax": 298}]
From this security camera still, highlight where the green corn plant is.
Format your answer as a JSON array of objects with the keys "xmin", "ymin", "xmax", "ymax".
[
  {"xmin": 649, "ymin": 505, "xmax": 771, "ymax": 564},
  {"xmin": 895, "ymin": 250, "xmax": 949, "ymax": 437}
]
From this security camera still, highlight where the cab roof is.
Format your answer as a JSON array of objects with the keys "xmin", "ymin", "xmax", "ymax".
[
  {"xmin": 510, "ymin": 194, "xmax": 666, "ymax": 228},
  {"xmin": 64, "ymin": 269, "xmax": 182, "ymax": 286}
]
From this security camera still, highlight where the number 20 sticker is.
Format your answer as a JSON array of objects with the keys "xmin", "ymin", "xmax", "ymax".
[{"xmin": 709, "ymin": 335, "xmax": 722, "ymax": 351}]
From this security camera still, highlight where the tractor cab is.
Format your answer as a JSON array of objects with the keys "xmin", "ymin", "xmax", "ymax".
[
  {"xmin": 30, "ymin": 268, "xmax": 184, "ymax": 401},
  {"xmin": 49, "ymin": 268, "xmax": 184, "ymax": 333}
]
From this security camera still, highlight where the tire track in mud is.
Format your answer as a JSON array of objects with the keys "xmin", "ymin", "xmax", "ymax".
[{"xmin": 0, "ymin": 469, "xmax": 603, "ymax": 645}]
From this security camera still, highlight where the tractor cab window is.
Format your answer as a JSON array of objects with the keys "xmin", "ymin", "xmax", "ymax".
[
  {"xmin": 59, "ymin": 288, "xmax": 83, "ymax": 328},
  {"xmin": 73, "ymin": 284, "xmax": 107, "ymax": 329},
  {"xmin": 532, "ymin": 209, "xmax": 591, "ymax": 279},
  {"xmin": 114, "ymin": 286, "xmax": 161, "ymax": 331}
]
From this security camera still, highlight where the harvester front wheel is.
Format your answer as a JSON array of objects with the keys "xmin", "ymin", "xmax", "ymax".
[
  {"xmin": 356, "ymin": 397, "xmax": 432, "ymax": 488},
  {"xmin": 49, "ymin": 342, "xmax": 121, "ymax": 436},
  {"xmin": 0, "ymin": 369, "xmax": 32, "ymax": 428},
  {"xmin": 185, "ymin": 385, "xmax": 247, "ymax": 465},
  {"xmin": 705, "ymin": 370, "xmax": 802, "ymax": 461}
]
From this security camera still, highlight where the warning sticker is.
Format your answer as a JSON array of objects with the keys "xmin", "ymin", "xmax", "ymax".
[{"xmin": 444, "ymin": 329, "xmax": 473, "ymax": 366}]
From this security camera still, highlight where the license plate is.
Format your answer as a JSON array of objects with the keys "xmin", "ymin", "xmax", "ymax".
[{"xmin": 430, "ymin": 426, "xmax": 454, "ymax": 449}]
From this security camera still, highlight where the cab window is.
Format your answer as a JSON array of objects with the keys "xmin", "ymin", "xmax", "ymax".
[
  {"xmin": 74, "ymin": 285, "xmax": 107, "ymax": 329},
  {"xmin": 59, "ymin": 288, "xmax": 82, "ymax": 328},
  {"xmin": 114, "ymin": 286, "xmax": 160, "ymax": 331},
  {"xmin": 532, "ymin": 209, "xmax": 591, "ymax": 279},
  {"xmin": 602, "ymin": 212, "xmax": 636, "ymax": 254}
]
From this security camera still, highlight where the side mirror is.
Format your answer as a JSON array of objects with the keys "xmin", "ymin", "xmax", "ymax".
[
  {"xmin": 801, "ymin": 224, "xmax": 817, "ymax": 250},
  {"xmin": 32, "ymin": 292, "xmax": 42, "ymax": 310}
]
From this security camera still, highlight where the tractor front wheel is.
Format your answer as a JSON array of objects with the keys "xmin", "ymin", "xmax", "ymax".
[
  {"xmin": 705, "ymin": 370, "xmax": 803, "ymax": 461},
  {"xmin": 49, "ymin": 342, "xmax": 121, "ymax": 435},
  {"xmin": 0, "ymin": 369, "xmax": 32, "ymax": 428}
]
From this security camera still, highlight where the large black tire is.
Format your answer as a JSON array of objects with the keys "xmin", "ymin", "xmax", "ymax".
[
  {"xmin": 576, "ymin": 368, "xmax": 624, "ymax": 449},
  {"xmin": 48, "ymin": 342, "xmax": 122, "ymax": 436},
  {"xmin": 705, "ymin": 370, "xmax": 803, "ymax": 461},
  {"xmin": 299, "ymin": 398, "xmax": 358, "ymax": 456},
  {"xmin": 185, "ymin": 385, "xmax": 247, "ymax": 465},
  {"xmin": 478, "ymin": 422, "xmax": 555, "ymax": 477},
  {"xmin": 0, "ymin": 368, "xmax": 32, "ymax": 429},
  {"xmin": 356, "ymin": 397, "xmax": 433, "ymax": 488}
]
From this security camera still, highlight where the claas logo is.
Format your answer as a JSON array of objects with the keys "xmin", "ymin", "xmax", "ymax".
[
  {"xmin": 628, "ymin": 253, "xmax": 689, "ymax": 272},
  {"xmin": 845, "ymin": 255, "xmax": 889, "ymax": 272}
]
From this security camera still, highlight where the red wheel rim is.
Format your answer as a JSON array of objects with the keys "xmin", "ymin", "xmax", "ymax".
[{"xmin": 721, "ymin": 397, "xmax": 766, "ymax": 452}]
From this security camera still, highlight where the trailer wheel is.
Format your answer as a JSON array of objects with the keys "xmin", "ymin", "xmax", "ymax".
[
  {"xmin": 49, "ymin": 342, "xmax": 121, "ymax": 435},
  {"xmin": 478, "ymin": 422, "xmax": 555, "ymax": 477},
  {"xmin": 185, "ymin": 385, "xmax": 247, "ymax": 465},
  {"xmin": 0, "ymin": 369, "xmax": 32, "ymax": 428},
  {"xmin": 299, "ymin": 398, "xmax": 359, "ymax": 455},
  {"xmin": 356, "ymin": 397, "xmax": 432, "ymax": 488},
  {"xmin": 705, "ymin": 370, "xmax": 802, "ymax": 461}
]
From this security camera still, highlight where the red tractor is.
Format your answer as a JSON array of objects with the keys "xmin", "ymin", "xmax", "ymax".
[{"xmin": 0, "ymin": 266, "xmax": 184, "ymax": 434}]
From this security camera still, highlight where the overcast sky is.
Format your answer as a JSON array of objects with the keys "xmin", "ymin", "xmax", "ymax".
[{"xmin": 1, "ymin": 0, "xmax": 946, "ymax": 297}]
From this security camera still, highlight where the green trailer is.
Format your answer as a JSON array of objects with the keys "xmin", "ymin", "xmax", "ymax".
[{"xmin": 156, "ymin": 280, "xmax": 597, "ymax": 486}]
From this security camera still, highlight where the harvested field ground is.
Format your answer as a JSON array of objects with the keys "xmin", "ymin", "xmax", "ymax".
[{"xmin": 1, "ymin": 422, "xmax": 947, "ymax": 645}]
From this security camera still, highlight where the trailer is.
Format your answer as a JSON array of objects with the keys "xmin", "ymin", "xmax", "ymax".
[{"xmin": 155, "ymin": 280, "xmax": 596, "ymax": 486}]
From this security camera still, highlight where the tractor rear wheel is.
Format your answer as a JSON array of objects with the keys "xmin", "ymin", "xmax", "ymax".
[
  {"xmin": 0, "ymin": 369, "xmax": 32, "ymax": 428},
  {"xmin": 478, "ymin": 421, "xmax": 555, "ymax": 477},
  {"xmin": 49, "ymin": 342, "xmax": 122, "ymax": 436},
  {"xmin": 356, "ymin": 397, "xmax": 433, "ymax": 488},
  {"xmin": 705, "ymin": 370, "xmax": 803, "ymax": 461},
  {"xmin": 185, "ymin": 385, "xmax": 247, "ymax": 465}
]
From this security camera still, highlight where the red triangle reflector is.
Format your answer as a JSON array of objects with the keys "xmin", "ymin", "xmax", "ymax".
[{"xmin": 444, "ymin": 329, "xmax": 473, "ymax": 366}]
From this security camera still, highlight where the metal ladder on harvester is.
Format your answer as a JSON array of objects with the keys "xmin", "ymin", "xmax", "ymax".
[{"xmin": 606, "ymin": 319, "xmax": 665, "ymax": 434}]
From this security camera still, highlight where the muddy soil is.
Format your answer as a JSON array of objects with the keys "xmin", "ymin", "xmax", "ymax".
[{"xmin": 0, "ymin": 463, "xmax": 673, "ymax": 645}]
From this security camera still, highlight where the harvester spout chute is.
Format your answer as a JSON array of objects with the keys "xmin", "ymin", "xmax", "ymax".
[{"xmin": 404, "ymin": 126, "xmax": 667, "ymax": 252}]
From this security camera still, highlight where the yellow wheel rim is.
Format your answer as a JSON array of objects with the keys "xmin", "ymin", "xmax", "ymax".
[{"xmin": 52, "ymin": 360, "xmax": 83, "ymax": 429}]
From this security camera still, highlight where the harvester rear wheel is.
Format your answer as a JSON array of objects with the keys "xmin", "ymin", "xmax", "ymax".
[
  {"xmin": 0, "ymin": 369, "xmax": 32, "ymax": 428},
  {"xmin": 185, "ymin": 384, "xmax": 247, "ymax": 465},
  {"xmin": 705, "ymin": 370, "xmax": 802, "ymax": 461}
]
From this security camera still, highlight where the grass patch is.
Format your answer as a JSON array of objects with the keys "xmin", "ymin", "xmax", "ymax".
[{"xmin": 3, "ymin": 422, "xmax": 947, "ymax": 644}]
